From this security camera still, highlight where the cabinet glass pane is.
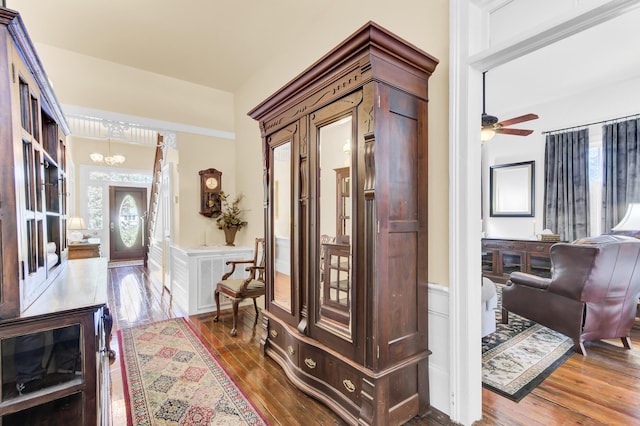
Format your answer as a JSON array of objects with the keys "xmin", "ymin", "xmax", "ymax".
[
  {"xmin": 3, "ymin": 392, "xmax": 82, "ymax": 425},
  {"xmin": 481, "ymin": 250, "xmax": 494, "ymax": 273},
  {"xmin": 318, "ymin": 116, "xmax": 352, "ymax": 336},
  {"xmin": 1, "ymin": 325, "xmax": 82, "ymax": 401},
  {"xmin": 529, "ymin": 255, "xmax": 552, "ymax": 278},
  {"xmin": 501, "ymin": 252, "xmax": 523, "ymax": 276},
  {"xmin": 272, "ymin": 142, "xmax": 292, "ymax": 311}
]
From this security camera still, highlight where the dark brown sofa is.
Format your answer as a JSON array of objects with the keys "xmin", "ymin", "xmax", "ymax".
[{"xmin": 501, "ymin": 234, "xmax": 640, "ymax": 355}]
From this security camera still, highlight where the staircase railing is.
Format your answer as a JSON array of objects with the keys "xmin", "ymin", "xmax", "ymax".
[{"xmin": 145, "ymin": 133, "xmax": 165, "ymax": 267}]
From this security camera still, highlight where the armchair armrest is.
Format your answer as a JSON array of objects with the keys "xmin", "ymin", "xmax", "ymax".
[
  {"xmin": 222, "ymin": 259, "xmax": 254, "ymax": 280},
  {"xmin": 240, "ymin": 266, "xmax": 266, "ymax": 292},
  {"xmin": 508, "ymin": 272, "xmax": 551, "ymax": 290}
]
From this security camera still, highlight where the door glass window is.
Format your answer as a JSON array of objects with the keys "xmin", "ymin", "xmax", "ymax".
[{"xmin": 118, "ymin": 194, "xmax": 139, "ymax": 248}]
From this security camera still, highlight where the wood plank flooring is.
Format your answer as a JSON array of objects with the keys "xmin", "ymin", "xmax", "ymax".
[{"xmin": 107, "ymin": 265, "xmax": 640, "ymax": 425}]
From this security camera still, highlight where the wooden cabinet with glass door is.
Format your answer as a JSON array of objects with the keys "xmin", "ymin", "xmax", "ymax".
[
  {"xmin": 0, "ymin": 7, "xmax": 70, "ymax": 317},
  {"xmin": 481, "ymin": 238, "xmax": 556, "ymax": 283},
  {"xmin": 0, "ymin": 7, "xmax": 110, "ymax": 424},
  {"xmin": 250, "ymin": 22, "xmax": 438, "ymax": 425}
]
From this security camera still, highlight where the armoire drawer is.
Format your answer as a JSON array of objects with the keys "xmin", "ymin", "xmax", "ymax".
[
  {"xmin": 299, "ymin": 344, "xmax": 362, "ymax": 405},
  {"xmin": 267, "ymin": 320, "xmax": 298, "ymax": 366},
  {"xmin": 528, "ymin": 243, "xmax": 553, "ymax": 255}
]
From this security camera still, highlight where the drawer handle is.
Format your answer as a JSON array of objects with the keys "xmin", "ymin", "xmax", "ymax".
[
  {"xmin": 304, "ymin": 358, "xmax": 317, "ymax": 369},
  {"xmin": 270, "ymin": 329, "xmax": 278, "ymax": 338},
  {"xmin": 343, "ymin": 379, "xmax": 356, "ymax": 393},
  {"xmin": 287, "ymin": 345, "xmax": 295, "ymax": 355}
]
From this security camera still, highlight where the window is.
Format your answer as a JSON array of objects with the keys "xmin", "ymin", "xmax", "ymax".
[
  {"xmin": 588, "ymin": 137, "xmax": 603, "ymax": 236},
  {"xmin": 87, "ymin": 186, "xmax": 103, "ymax": 230}
]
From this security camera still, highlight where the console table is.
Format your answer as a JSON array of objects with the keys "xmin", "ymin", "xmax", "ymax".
[
  {"xmin": 69, "ymin": 242, "xmax": 101, "ymax": 259},
  {"xmin": 482, "ymin": 238, "xmax": 559, "ymax": 283}
]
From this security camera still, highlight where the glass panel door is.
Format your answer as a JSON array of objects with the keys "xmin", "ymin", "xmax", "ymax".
[
  {"xmin": 317, "ymin": 116, "xmax": 353, "ymax": 338},
  {"xmin": 501, "ymin": 251, "xmax": 523, "ymax": 277},
  {"xmin": 272, "ymin": 142, "xmax": 292, "ymax": 311}
]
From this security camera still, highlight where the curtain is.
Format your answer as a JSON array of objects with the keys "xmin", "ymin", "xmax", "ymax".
[
  {"xmin": 602, "ymin": 118, "xmax": 640, "ymax": 232},
  {"xmin": 544, "ymin": 129, "xmax": 590, "ymax": 241}
]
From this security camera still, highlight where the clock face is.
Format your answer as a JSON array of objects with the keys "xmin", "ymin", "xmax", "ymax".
[{"xmin": 205, "ymin": 177, "xmax": 219, "ymax": 190}]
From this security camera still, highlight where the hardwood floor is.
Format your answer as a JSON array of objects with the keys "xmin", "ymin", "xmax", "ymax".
[{"xmin": 107, "ymin": 265, "xmax": 640, "ymax": 425}]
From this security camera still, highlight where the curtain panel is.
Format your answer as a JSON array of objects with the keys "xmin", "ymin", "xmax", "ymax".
[
  {"xmin": 602, "ymin": 118, "xmax": 640, "ymax": 232},
  {"xmin": 544, "ymin": 129, "xmax": 590, "ymax": 241}
]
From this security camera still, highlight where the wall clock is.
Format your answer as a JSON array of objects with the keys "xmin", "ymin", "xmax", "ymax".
[{"xmin": 199, "ymin": 168, "xmax": 222, "ymax": 217}]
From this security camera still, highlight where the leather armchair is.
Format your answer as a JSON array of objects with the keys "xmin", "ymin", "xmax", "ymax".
[{"xmin": 501, "ymin": 235, "xmax": 640, "ymax": 355}]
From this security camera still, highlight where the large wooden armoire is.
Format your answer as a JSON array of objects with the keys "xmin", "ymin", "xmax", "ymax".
[{"xmin": 249, "ymin": 22, "xmax": 438, "ymax": 425}]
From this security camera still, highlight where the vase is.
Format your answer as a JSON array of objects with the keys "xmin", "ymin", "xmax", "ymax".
[{"xmin": 223, "ymin": 227, "xmax": 239, "ymax": 246}]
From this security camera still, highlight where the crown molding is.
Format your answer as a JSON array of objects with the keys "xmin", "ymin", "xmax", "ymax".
[{"xmin": 63, "ymin": 104, "xmax": 235, "ymax": 146}]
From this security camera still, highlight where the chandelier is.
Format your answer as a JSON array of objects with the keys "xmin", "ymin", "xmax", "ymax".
[{"xmin": 90, "ymin": 138, "xmax": 126, "ymax": 166}]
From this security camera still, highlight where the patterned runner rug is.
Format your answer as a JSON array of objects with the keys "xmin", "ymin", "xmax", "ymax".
[
  {"xmin": 482, "ymin": 288, "xmax": 574, "ymax": 402},
  {"xmin": 118, "ymin": 317, "xmax": 267, "ymax": 425}
]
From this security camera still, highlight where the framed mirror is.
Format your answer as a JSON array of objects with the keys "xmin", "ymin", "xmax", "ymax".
[
  {"xmin": 272, "ymin": 142, "xmax": 292, "ymax": 311},
  {"xmin": 317, "ymin": 115, "xmax": 353, "ymax": 338},
  {"xmin": 490, "ymin": 160, "xmax": 535, "ymax": 217}
]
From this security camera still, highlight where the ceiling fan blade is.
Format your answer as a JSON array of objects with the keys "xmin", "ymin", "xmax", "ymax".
[
  {"xmin": 496, "ymin": 128, "xmax": 534, "ymax": 136},
  {"xmin": 497, "ymin": 113, "xmax": 539, "ymax": 128}
]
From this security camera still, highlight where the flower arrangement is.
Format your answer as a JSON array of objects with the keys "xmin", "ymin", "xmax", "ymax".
[{"xmin": 216, "ymin": 192, "xmax": 248, "ymax": 230}]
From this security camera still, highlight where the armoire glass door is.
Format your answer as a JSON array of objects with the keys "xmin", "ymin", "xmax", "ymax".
[{"xmin": 316, "ymin": 115, "xmax": 353, "ymax": 339}]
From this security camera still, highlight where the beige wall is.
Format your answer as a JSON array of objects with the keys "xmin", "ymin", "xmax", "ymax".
[
  {"xmin": 234, "ymin": 0, "xmax": 450, "ymax": 286},
  {"xmin": 35, "ymin": 43, "xmax": 235, "ymax": 133},
  {"xmin": 34, "ymin": 1, "xmax": 450, "ymax": 286},
  {"xmin": 34, "ymin": 45, "xmax": 238, "ymax": 249},
  {"xmin": 174, "ymin": 132, "xmax": 238, "ymax": 247}
]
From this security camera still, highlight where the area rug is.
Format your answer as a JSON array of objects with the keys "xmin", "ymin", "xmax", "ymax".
[
  {"xmin": 482, "ymin": 287, "xmax": 574, "ymax": 402},
  {"xmin": 118, "ymin": 317, "xmax": 267, "ymax": 425}
]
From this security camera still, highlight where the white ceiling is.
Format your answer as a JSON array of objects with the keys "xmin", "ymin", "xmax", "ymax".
[
  {"xmin": 487, "ymin": 6, "xmax": 640, "ymax": 120},
  {"xmin": 7, "ymin": 0, "xmax": 342, "ymax": 92}
]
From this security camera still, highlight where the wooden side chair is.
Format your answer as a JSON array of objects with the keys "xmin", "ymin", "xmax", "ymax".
[{"xmin": 213, "ymin": 238, "xmax": 265, "ymax": 336}]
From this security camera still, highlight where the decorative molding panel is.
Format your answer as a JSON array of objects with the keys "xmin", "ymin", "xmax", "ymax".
[
  {"xmin": 63, "ymin": 104, "xmax": 236, "ymax": 146},
  {"xmin": 66, "ymin": 113, "xmax": 169, "ymax": 147}
]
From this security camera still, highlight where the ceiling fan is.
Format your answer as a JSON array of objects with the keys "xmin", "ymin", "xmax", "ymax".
[{"xmin": 481, "ymin": 71, "xmax": 539, "ymax": 141}]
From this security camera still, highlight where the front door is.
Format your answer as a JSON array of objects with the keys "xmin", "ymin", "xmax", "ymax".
[{"xmin": 109, "ymin": 186, "xmax": 147, "ymax": 261}]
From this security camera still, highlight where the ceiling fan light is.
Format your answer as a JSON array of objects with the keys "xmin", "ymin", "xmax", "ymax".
[{"xmin": 481, "ymin": 128, "xmax": 496, "ymax": 142}]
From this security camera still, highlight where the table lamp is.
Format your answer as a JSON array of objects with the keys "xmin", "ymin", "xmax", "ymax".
[
  {"xmin": 612, "ymin": 203, "xmax": 640, "ymax": 237},
  {"xmin": 68, "ymin": 217, "xmax": 86, "ymax": 243}
]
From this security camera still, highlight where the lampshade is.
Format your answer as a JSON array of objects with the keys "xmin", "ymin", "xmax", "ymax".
[
  {"xmin": 68, "ymin": 217, "xmax": 86, "ymax": 243},
  {"xmin": 612, "ymin": 203, "xmax": 640, "ymax": 231}
]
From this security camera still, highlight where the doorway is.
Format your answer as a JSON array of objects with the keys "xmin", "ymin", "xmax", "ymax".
[
  {"xmin": 109, "ymin": 186, "xmax": 147, "ymax": 261},
  {"xmin": 450, "ymin": 2, "xmax": 640, "ymax": 424}
]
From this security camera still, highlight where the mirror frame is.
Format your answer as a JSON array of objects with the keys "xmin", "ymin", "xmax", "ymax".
[{"xmin": 489, "ymin": 160, "xmax": 535, "ymax": 217}]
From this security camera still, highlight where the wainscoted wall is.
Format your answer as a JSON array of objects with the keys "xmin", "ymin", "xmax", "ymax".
[
  {"xmin": 428, "ymin": 283, "xmax": 450, "ymax": 415},
  {"xmin": 275, "ymin": 237, "xmax": 290, "ymax": 274},
  {"xmin": 170, "ymin": 245, "xmax": 254, "ymax": 315},
  {"xmin": 147, "ymin": 241, "xmax": 164, "ymax": 295}
]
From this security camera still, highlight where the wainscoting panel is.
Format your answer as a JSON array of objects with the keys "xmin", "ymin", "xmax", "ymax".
[
  {"xmin": 428, "ymin": 283, "xmax": 450, "ymax": 416},
  {"xmin": 147, "ymin": 241, "xmax": 164, "ymax": 294},
  {"xmin": 170, "ymin": 245, "xmax": 253, "ymax": 315}
]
